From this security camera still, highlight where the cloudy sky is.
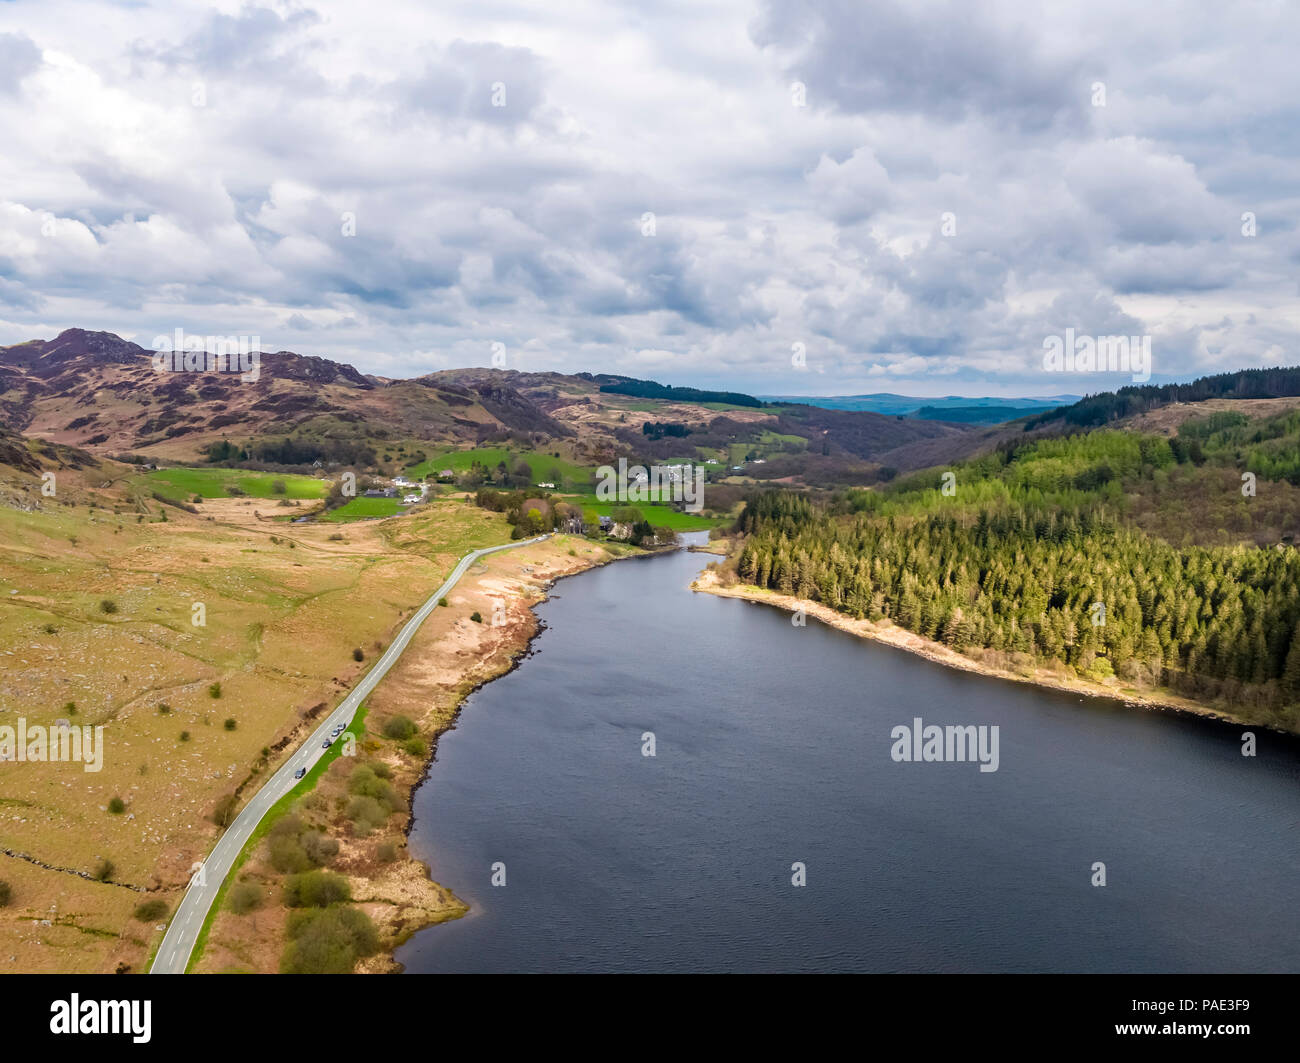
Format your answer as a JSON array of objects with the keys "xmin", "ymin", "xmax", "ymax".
[{"xmin": 0, "ymin": 0, "xmax": 1297, "ymax": 396}]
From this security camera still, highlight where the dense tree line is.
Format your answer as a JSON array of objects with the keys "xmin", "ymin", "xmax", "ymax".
[
  {"xmin": 1026, "ymin": 366, "xmax": 1300, "ymax": 430},
  {"xmin": 642, "ymin": 420, "xmax": 690, "ymax": 438},
  {"xmin": 598, "ymin": 377, "xmax": 763, "ymax": 407},
  {"xmin": 732, "ymin": 439, "xmax": 1300, "ymax": 725},
  {"xmin": 203, "ymin": 435, "xmax": 376, "ymax": 468}
]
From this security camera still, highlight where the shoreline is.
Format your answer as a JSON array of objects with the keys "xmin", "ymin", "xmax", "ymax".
[
  {"xmin": 371, "ymin": 536, "xmax": 663, "ymax": 971},
  {"xmin": 691, "ymin": 568, "xmax": 1292, "ymax": 737},
  {"xmin": 190, "ymin": 533, "xmax": 656, "ymax": 973}
]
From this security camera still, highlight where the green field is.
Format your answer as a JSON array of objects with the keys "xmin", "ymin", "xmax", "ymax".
[
  {"xmin": 581, "ymin": 500, "xmax": 724, "ymax": 531},
  {"xmin": 144, "ymin": 467, "xmax": 328, "ymax": 500},
  {"xmin": 321, "ymin": 497, "xmax": 403, "ymax": 522},
  {"xmin": 407, "ymin": 447, "xmax": 592, "ymax": 487}
]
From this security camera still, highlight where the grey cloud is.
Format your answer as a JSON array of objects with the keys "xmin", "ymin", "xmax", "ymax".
[
  {"xmin": 0, "ymin": 33, "xmax": 42, "ymax": 95},
  {"xmin": 751, "ymin": 0, "xmax": 1088, "ymax": 133}
]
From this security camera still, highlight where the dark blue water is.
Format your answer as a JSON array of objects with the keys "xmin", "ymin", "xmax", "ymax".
[{"xmin": 397, "ymin": 534, "xmax": 1300, "ymax": 973}]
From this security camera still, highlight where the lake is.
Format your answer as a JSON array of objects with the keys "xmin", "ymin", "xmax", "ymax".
[{"xmin": 396, "ymin": 534, "xmax": 1300, "ymax": 973}]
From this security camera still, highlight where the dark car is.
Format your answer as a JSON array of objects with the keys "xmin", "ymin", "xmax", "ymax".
[
  {"xmin": 322, "ymin": 738, "xmax": 332, "ymax": 749},
  {"xmin": 293, "ymin": 767, "xmax": 306, "ymax": 780}
]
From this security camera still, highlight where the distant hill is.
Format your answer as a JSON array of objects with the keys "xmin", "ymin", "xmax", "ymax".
[
  {"xmin": 765, "ymin": 393, "xmax": 1076, "ymax": 422},
  {"xmin": 0, "ymin": 330, "xmax": 974, "ymax": 479}
]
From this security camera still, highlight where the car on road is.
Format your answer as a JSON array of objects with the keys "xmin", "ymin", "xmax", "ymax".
[
  {"xmin": 331, "ymin": 723, "xmax": 344, "ymax": 738},
  {"xmin": 293, "ymin": 767, "xmax": 306, "ymax": 780},
  {"xmin": 322, "ymin": 738, "xmax": 333, "ymax": 749}
]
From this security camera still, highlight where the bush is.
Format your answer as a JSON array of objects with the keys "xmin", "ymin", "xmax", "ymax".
[
  {"xmin": 99, "ymin": 599, "xmax": 118, "ymax": 614},
  {"xmin": 352, "ymin": 647, "xmax": 364, "ymax": 662},
  {"xmin": 179, "ymin": 731, "xmax": 191, "ymax": 742},
  {"xmin": 346, "ymin": 796, "xmax": 389, "ymax": 836},
  {"xmin": 208, "ymin": 682, "xmax": 222, "ymax": 699},
  {"xmin": 107, "ymin": 797, "xmax": 125, "ymax": 814},
  {"xmin": 381, "ymin": 715, "xmax": 417, "ymax": 741},
  {"xmin": 133, "ymin": 898, "xmax": 169, "ymax": 922},
  {"xmin": 402, "ymin": 737, "xmax": 427, "ymax": 757},
  {"xmin": 470, "ymin": 611, "xmax": 482, "ymax": 623},
  {"xmin": 376, "ymin": 840, "xmax": 398, "ymax": 863},
  {"xmin": 92, "ymin": 858, "xmax": 114, "ymax": 882},
  {"xmin": 0, "ymin": 880, "xmax": 10, "ymax": 906},
  {"xmin": 63, "ymin": 701, "xmax": 77, "ymax": 716},
  {"xmin": 228, "ymin": 881, "xmax": 264, "ymax": 915},
  {"xmin": 157, "ymin": 702, "xmax": 170, "ymax": 715},
  {"xmin": 211, "ymin": 793, "xmax": 238, "ymax": 827},
  {"xmin": 438, "ymin": 597, "xmax": 448, "ymax": 607},
  {"xmin": 272, "ymin": 480, "xmax": 287, "ymax": 495},
  {"xmin": 283, "ymin": 870, "xmax": 352, "ymax": 908},
  {"xmin": 268, "ymin": 834, "xmax": 312, "ymax": 874},
  {"xmin": 280, "ymin": 906, "xmax": 380, "ymax": 974},
  {"xmin": 301, "ymin": 831, "xmax": 340, "ymax": 867},
  {"xmin": 224, "ymin": 717, "xmax": 237, "ymax": 731},
  {"xmin": 347, "ymin": 765, "xmax": 399, "ymax": 810}
]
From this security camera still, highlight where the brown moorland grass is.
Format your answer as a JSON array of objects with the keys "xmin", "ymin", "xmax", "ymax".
[{"xmin": 0, "ymin": 467, "xmax": 518, "ymax": 972}]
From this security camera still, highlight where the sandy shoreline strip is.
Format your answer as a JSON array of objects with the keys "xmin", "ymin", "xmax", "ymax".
[{"xmin": 690, "ymin": 568, "xmax": 1273, "ymax": 734}]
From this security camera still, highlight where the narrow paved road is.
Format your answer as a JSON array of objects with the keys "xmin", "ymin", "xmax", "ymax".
[{"xmin": 150, "ymin": 535, "xmax": 549, "ymax": 974}]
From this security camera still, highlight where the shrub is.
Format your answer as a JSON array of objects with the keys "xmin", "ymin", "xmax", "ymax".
[
  {"xmin": 0, "ymin": 881, "xmax": 10, "ymax": 906},
  {"xmin": 107, "ymin": 797, "xmax": 125, "ymax": 814},
  {"xmin": 210, "ymin": 793, "xmax": 238, "ymax": 827},
  {"xmin": 133, "ymin": 898, "xmax": 169, "ymax": 922},
  {"xmin": 280, "ymin": 906, "xmax": 379, "ymax": 974},
  {"xmin": 438, "ymin": 597, "xmax": 448, "ymax": 607},
  {"xmin": 352, "ymin": 648, "xmax": 364, "ymax": 662},
  {"xmin": 92, "ymin": 858, "xmax": 114, "ymax": 882},
  {"xmin": 228, "ymin": 881, "xmax": 264, "ymax": 915},
  {"xmin": 283, "ymin": 870, "xmax": 351, "ymax": 908},
  {"xmin": 157, "ymin": 702, "xmax": 170, "ymax": 714},
  {"xmin": 99, "ymin": 599, "xmax": 118, "ymax": 614},
  {"xmin": 301, "ymin": 831, "xmax": 340, "ymax": 867},
  {"xmin": 370, "ymin": 761, "xmax": 392, "ymax": 780},
  {"xmin": 179, "ymin": 731, "xmax": 191, "ymax": 742},
  {"xmin": 63, "ymin": 701, "xmax": 77, "ymax": 716},
  {"xmin": 470, "ymin": 611, "xmax": 482, "ymax": 623},
  {"xmin": 208, "ymin": 682, "xmax": 222, "ymax": 699},
  {"xmin": 268, "ymin": 834, "xmax": 312, "ymax": 874},
  {"xmin": 224, "ymin": 717, "xmax": 237, "ymax": 731},
  {"xmin": 272, "ymin": 480, "xmax": 287, "ymax": 495},
  {"xmin": 346, "ymin": 796, "xmax": 388, "ymax": 835},
  {"xmin": 376, "ymin": 840, "xmax": 398, "ymax": 863},
  {"xmin": 402, "ymin": 737, "xmax": 427, "ymax": 757},
  {"xmin": 347, "ymin": 765, "xmax": 398, "ymax": 810},
  {"xmin": 381, "ymin": 715, "xmax": 417, "ymax": 741}
]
